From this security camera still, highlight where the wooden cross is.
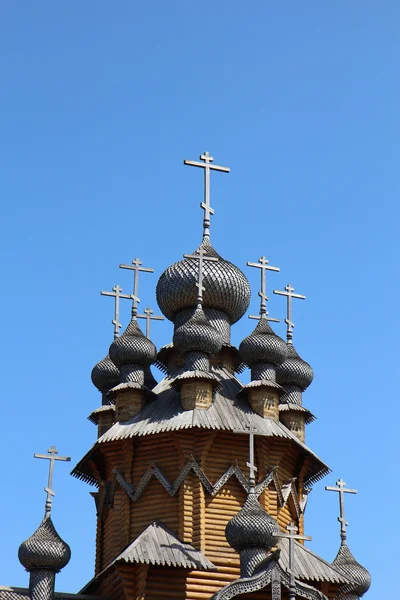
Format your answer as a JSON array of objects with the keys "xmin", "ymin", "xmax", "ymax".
[
  {"xmin": 137, "ymin": 307, "xmax": 164, "ymax": 338},
  {"xmin": 184, "ymin": 151, "xmax": 230, "ymax": 238},
  {"xmin": 183, "ymin": 248, "xmax": 218, "ymax": 306},
  {"xmin": 279, "ymin": 522, "xmax": 312, "ymax": 599},
  {"xmin": 273, "ymin": 284, "xmax": 305, "ymax": 343},
  {"xmin": 325, "ymin": 478, "xmax": 357, "ymax": 542},
  {"xmin": 119, "ymin": 258, "xmax": 154, "ymax": 315},
  {"xmin": 34, "ymin": 446, "xmax": 71, "ymax": 517},
  {"xmin": 247, "ymin": 256, "xmax": 280, "ymax": 322},
  {"xmin": 101, "ymin": 284, "xmax": 134, "ymax": 339}
]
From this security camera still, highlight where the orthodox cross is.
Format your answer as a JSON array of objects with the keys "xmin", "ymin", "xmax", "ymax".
[
  {"xmin": 184, "ymin": 151, "xmax": 230, "ymax": 238},
  {"xmin": 183, "ymin": 248, "xmax": 218, "ymax": 306},
  {"xmin": 325, "ymin": 478, "xmax": 357, "ymax": 543},
  {"xmin": 279, "ymin": 522, "xmax": 312, "ymax": 600},
  {"xmin": 137, "ymin": 307, "xmax": 164, "ymax": 338},
  {"xmin": 245, "ymin": 424, "xmax": 258, "ymax": 489},
  {"xmin": 273, "ymin": 284, "xmax": 305, "ymax": 343},
  {"xmin": 247, "ymin": 256, "xmax": 280, "ymax": 323},
  {"xmin": 119, "ymin": 258, "xmax": 154, "ymax": 316},
  {"xmin": 34, "ymin": 446, "xmax": 71, "ymax": 517},
  {"xmin": 101, "ymin": 284, "xmax": 134, "ymax": 339}
]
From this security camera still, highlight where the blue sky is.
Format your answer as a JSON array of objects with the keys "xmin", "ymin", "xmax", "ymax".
[{"xmin": 0, "ymin": 2, "xmax": 397, "ymax": 597}]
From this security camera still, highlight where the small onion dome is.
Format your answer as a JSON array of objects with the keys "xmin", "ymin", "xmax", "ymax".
[
  {"xmin": 18, "ymin": 516, "xmax": 71, "ymax": 572},
  {"xmin": 156, "ymin": 238, "xmax": 251, "ymax": 324},
  {"xmin": 239, "ymin": 318, "xmax": 287, "ymax": 367},
  {"xmin": 173, "ymin": 306, "xmax": 222, "ymax": 355},
  {"xmin": 333, "ymin": 544, "xmax": 371, "ymax": 597},
  {"xmin": 91, "ymin": 354, "xmax": 119, "ymax": 393},
  {"xmin": 225, "ymin": 493, "xmax": 280, "ymax": 552},
  {"xmin": 276, "ymin": 344, "xmax": 314, "ymax": 391},
  {"xmin": 109, "ymin": 318, "xmax": 156, "ymax": 367}
]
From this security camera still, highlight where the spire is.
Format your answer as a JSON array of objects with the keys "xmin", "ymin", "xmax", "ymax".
[
  {"xmin": 273, "ymin": 284, "xmax": 305, "ymax": 344},
  {"xmin": 19, "ymin": 448, "xmax": 71, "ymax": 600},
  {"xmin": 184, "ymin": 151, "xmax": 230, "ymax": 239}
]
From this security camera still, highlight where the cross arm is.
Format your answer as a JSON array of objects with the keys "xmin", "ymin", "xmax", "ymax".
[
  {"xmin": 183, "ymin": 159, "xmax": 230, "ymax": 173},
  {"xmin": 34, "ymin": 453, "xmax": 71, "ymax": 462}
]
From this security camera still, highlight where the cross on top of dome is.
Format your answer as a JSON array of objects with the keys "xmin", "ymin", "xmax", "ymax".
[
  {"xmin": 33, "ymin": 446, "xmax": 71, "ymax": 517},
  {"xmin": 247, "ymin": 256, "xmax": 280, "ymax": 322},
  {"xmin": 184, "ymin": 151, "xmax": 230, "ymax": 239},
  {"xmin": 274, "ymin": 284, "xmax": 306, "ymax": 343},
  {"xmin": 101, "ymin": 284, "xmax": 134, "ymax": 339},
  {"xmin": 325, "ymin": 478, "xmax": 357, "ymax": 544},
  {"xmin": 183, "ymin": 248, "xmax": 218, "ymax": 307},
  {"xmin": 119, "ymin": 257, "xmax": 154, "ymax": 317}
]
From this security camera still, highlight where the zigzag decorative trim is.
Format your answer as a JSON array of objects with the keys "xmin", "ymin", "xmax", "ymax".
[{"xmin": 112, "ymin": 456, "xmax": 306, "ymax": 516}]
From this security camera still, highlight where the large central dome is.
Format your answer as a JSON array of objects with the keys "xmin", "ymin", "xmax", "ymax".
[{"xmin": 156, "ymin": 238, "xmax": 251, "ymax": 324}]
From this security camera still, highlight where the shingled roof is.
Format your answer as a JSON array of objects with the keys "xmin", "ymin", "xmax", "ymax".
[
  {"xmin": 73, "ymin": 368, "xmax": 329, "ymax": 487},
  {"xmin": 278, "ymin": 538, "xmax": 352, "ymax": 585}
]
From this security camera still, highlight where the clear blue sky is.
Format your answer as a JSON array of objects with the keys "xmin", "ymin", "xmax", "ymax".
[{"xmin": 0, "ymin": 3, "xmax": 397, "ymax": 597}]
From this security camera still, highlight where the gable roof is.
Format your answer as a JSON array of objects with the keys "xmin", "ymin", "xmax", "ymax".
[{"xmin": 111, "ymin": 521, "xmax": 216, "ymax": 571}]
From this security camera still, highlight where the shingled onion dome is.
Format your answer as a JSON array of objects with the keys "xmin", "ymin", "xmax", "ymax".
[
  {"xmin": 156, "ymin": 237, "xmax": 251, "ymax": 344},
  {"xmin": 275, "ymin": 343, "xmax": 314, "ymax": 442},
  {"xmin": 225, "ymin": 492, "xmax": 280, "ymax": 578},
  {"xmin": 276, "ymin": 343, "xmax": 314, "ymax": 403},
  {"xmin": 19, "ymin": 516, "xmax": 71, "ymax": 600},
  {"xmin": 173, "ymin": 305, "xmax": 222, "ymax": 409},
  {"xmin": 108, "ymin": 316, "xmax": 157, "ymax": 421},
  {"xmin": 332, "ymin": 544, "xmax": 371, "ymax": 598},
  {"xmin": 91, "ymin": 355, "xmax": 119, "ymax": 402},
  {"xmin": 238, "ymin": 317, "xmax": 287, "ymax": 419}
]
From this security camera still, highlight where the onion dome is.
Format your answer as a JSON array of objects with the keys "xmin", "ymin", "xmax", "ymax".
[
  {"xmin": 239, "ymin": 318, "xmax": 287, "ymax": 367},
  {"xmin": 109, "ymin": 318, "xmax": 156, "ymax": 367},
  {"xmin": 156, "ymin": 238, "xmax": 251, "ymax": 324},
  {"xmin": 19, "ymin": 516, "xmax": 71, "ymax": 572},
  {"xmin": 173, "ymin": 306, "xmax": 222, "ymax": 355},
  {"xmin": 91, "ymin": 354, "xmax": 119, "ymax": 393},
  {"xmin": 276, "ymin": 344, "xmax": 314, "ymax": 391},
  {"xmin": 332, "ymin": 544, "xmax": 371, "ymax": 597},
  {"xmin": 225, "ymin": 493, "xmax": 280, "ymax": 552}
]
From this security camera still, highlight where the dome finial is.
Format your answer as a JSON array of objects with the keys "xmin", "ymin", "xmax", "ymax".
[
  {"xmin": 325, "ymin": 478, "xmax": 357, "ymax": 545},
  {"xmin": 273, "ymin": 284, "xmax": 306, "ymax": 344},
  {"xmin": 100, "ymin": 284, "xmax": 134, "ymax": 339},
  {"xmin": 34, "ymin": 446, "xmax": 71, "ymax": 518},
  {"xmin": 119, "ymin": 257, "xmax": 154, "ymax": 317},
  {"xmin": 247, "ymin": 256, "xmax": 280, "ymax": 323},
  {"xmin": 184, "ymin": 151, "xmax": 230, "ymax": 239}
]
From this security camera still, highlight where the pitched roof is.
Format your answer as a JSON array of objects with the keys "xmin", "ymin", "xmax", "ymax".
[
  {"xmin": 110, "ymin": 521, "xmax": 216, "ymax": 570},
  {"xmin": 278, "ymin": 539, "xmax": 352, "ymax": 584},
  {"xmin": 72, "ymin": 368, "xmax": 329, "ymax": 487},
  {"xmin": 0, "ymin": 588, "xmax": 104, "ymax": 600}
]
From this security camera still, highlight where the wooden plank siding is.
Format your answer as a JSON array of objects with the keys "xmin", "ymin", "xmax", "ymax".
[{"xmin": 89, "ymin": 428, "xmax": 329, "ymax": 598}]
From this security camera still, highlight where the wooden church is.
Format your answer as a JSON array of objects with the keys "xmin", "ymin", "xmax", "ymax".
[{"xmin": 0, "ymin": 153, "xmax": 371, "ymax": 600}]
